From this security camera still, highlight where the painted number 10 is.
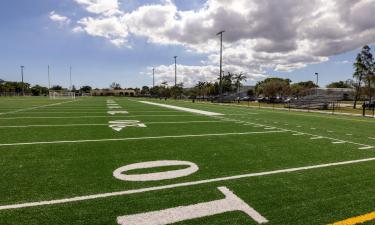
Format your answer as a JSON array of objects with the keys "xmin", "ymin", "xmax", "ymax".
[{"xmin": 113, "ymin": 160, "xmax": 268, "ymax": 225}]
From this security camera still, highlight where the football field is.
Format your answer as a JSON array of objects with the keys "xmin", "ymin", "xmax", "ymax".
[{"xmin": 0, "ymin": 97, "xmax": 375, "ymax": 225}]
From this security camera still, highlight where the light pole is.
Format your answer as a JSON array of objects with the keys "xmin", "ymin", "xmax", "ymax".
[
  {"xmin": 69, "ymin": 66, "xmax": 72, "ymax": 91},
  {"xmin": 315, "ymin": 72, "xmax": 319, "ymax": 95},
  {"xmin": 20, "ymin": 66, "xmax": 24, "ymax": 96},
  {"xmin": 174, "ymin": 56, "xmax": 177, "ymax": 87},
  {"xmin": 48, "ymin": 65, "xmax": 51, "ymax": 89},
  {"xmin": 217, "ymin": 30, "xmax": 225, "ymax": 101}
]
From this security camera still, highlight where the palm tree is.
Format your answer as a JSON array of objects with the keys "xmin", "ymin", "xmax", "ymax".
[
  {"xmin": 233, "ymin": 73, "xmax": 247, "ymax": 98},
  {"xmin": 196, "ymin": 81, "xmax": 206, "ymax": 98}
]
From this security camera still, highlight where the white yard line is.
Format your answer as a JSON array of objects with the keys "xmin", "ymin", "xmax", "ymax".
[
  {"xmin": 1, "ymin": 157, "xmax": 375, "ymax": 210},
  {"xmin": 0, "ymin": 130, "xmax": 286, "ymax": 147},
  {"xmin": 139, "ymin": 101, "xmax": 223, "ymax": 116},
  {"xmin": 0, "ymin": 115, "xmax": 203, "ymax": 120},
  {"xmin": 0, "ymin": 121, "xmax": 227, "ymax": 129},
  {"xmin": 0, "ymin": 100, "xmax": 78, "ymax": 115},
  {"xmin": 214, "ymin": 115, "xmax": 374, "ymax": 150}
]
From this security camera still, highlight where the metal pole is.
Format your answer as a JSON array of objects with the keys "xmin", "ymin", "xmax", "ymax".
[
  {"xmin": 315, "ymin": 73, "xmax": 319, "ymax": 95},
  {"xmin": 174, "ymin": 56, "xmax": 177, "ymax": 87},
  {"xmin": 217, "ymin": 31, "xmax": 225, "ymax": 102},
  {"xmin": 48, "ymin": 65, "xmax": 50, "ymax": 89},
  {"xmin": 20, "ymin": 66, "xmax": 24, "ymax": 96},
  {"xmin": 69, "ymin": 66, "xmax": 72, "ymax": 91}
]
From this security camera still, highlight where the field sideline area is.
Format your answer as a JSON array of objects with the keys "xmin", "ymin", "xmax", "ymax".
[{"xmin": 0, "ymin": 97, "xmax": 375, "ymax": 225}]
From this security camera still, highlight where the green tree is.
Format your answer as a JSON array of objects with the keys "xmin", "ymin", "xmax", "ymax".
[
  {"xmin": 31, "ymin": 85, "xmax": 48, "ymax": 96},
  {"xmin": 255, "ymin": 78, "xmax": 291, "ymax": 98},
  {"xmin": 51, "ymin": 85, "xmax": 63, "ymax": 91},
  {"xmin": 247, "ymin": 89, "xmax": 255, "ymax": 97},
  {"xmin": 290, "ymin": 81, "xmax": 317, "ymax": 98},
  {"xmin": 80, "ymin": 86, "xmax": 92, "ymax": 93},
  {"xmin": 110, "ymin": 82, "xmax": 122, "ymax": 90},
  {"xmin": 326, "ymin": 80, "xmax": 353, "ymax": 88},
  {"xmin": 233, "ymin": 72, "xmax": 247, "ymax": 97},
  {"xmin": 170, "ymin": 83, "xmax": 184, "ymax": 98},
  {"xmin": 353, "ymin": 45, "xmax": 374, "ymax": 108},
  {"xmin": 141, "ymin": 86, "xmax": 150, "ymax": 95}
]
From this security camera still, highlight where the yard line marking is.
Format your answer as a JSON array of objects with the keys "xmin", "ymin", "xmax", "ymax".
[
  {"xmin": 311, "ymin": 136, "xmax": 323, "ymax": 140},
  {"xmin": 332, "ymin": 141, "xmax": 346, "ymax": 144},
  {"xmin": 327, "ymin": 211, "xmax": 375, "ymax": 225},
  {"xmin": 139, "ymin": 101, "xmax": 223, "ymax": 116},
  {"xmin": 0, "ymin": 100, "xmax": 77, "ymax": 115},
  {"xmin": 0, "ymin": 130, "xmax": 286, "ymax": 147},
  {"xmin": 369, "ymin": 137, "xmax": 375, "ymax": 140},
  {"xmin": 1, "ymin": 157, "xmax": 375, "ymax": 211},
  {"xmin": 0, "ymin": 115, "xmax": 204, "ymax": 120},
  {"xmin": 0, "ymin": 121, "xmax": 228, "ymax": 129},
  {"xmin": 231, "ymin": 116, "xmax": 374, "ymax": 149},
  {"xmin": 292, "ymin": 133, "xmax": 304, "ymax": 136}
]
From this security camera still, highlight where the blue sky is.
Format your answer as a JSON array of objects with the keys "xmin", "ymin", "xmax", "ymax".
[{"xmin": 0, "ymin": 0, "xmax": 374, "ymax": 88}]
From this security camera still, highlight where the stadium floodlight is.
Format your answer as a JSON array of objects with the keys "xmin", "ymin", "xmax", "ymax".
[
  {"xmin": 217, "ymin": 30, "xmax": 225, "ymax": 101},
  {"xmin": 20, "ymin": 65, "xmax": 24, "ymax": 96},
  {"xmin": 174, "ymin": 56, "xmax": 177, "ymax": 87}
]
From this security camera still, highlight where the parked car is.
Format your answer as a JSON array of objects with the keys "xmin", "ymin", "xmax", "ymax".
[
  {"xmin": 211, "ymin": 95, "xmax": 236, "ymax": 103},
  {"xmin": 240, "ymin": 96, "xmax": 256, "ymax": 101},
  {"xmin": 257, "ymin": 97, "xmax": 268, "ymax": 103},
  {"xmin": 363, "ymin": 101, "xmax": 375, "ymax": 109}
]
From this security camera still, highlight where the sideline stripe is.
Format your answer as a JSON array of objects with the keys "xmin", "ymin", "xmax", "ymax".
[
  {"xmin": 0, "ymin": 121, "xmax": 227, "ymax": 128},
  {"xmin": 0, "ymin": 130, "xmax": 286, "ymax": 147},
  {"xmin": 1, "ymin": 157, "xmax": 374, "ymax": 211},
  {"xmin": 139, "ymin": 101, "xmax": 223, "ymax": 116},
  {"xmin": 328, "ymin": 211, "xmax": 375, "ymax": 225}
]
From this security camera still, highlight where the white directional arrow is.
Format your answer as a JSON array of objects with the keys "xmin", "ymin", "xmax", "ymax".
[
  {"xmin": 108, "ymin": 111, "xmax": 128, "ymax": 115},
  {"xmin": 109, "ymin": 120, "xmax": 147, "ymax": 132}
]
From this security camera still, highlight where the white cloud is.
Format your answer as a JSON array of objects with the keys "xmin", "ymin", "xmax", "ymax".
[
  {"xmin": 49, "ymin": 11, "xmax": 70, "ymax": 25},
  {"xmin": 59, "ymin": 0, "xmax": 375, "ymax": 84},
  {"xmin": 74, "ymin": 0, "xmax": 120, "ymax": 16},
  {"xmin": 76, "ymin": 16, "xmax": 128, "ymax": 45}
]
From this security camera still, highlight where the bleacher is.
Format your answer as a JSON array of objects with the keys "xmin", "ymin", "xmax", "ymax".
[{"xmin": 288, "ymin": 88, "xmax": 353, "ymax": 110}]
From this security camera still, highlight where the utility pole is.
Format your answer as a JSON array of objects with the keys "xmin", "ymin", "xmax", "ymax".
[
  {"xmin": 152, "ymin": 68, "xmax": 155, "ymax": 88},
  {"xmin": 48, "ymin": 65, "xmax": 51, "ymax": 89},
  {"xmin": 174, "ymin": 56, "xmax": 177, "ymax": 87},
  {"xmin": 69, "ymin": 66, "xmax": 72, "ymax": 91},
  {"xmin": 20, "ymin": 66, "xmax": 24, "ymax": 96},
  {"xmin": 217, "ymin": 30, "xmax": 225, "ymax": 101},
  {"xmin": 315, "ymin": 72, "xmax": 319, "ymax": 95}
]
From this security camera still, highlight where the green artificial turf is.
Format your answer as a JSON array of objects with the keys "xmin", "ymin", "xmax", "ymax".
[{"xmin": 0, "ymin": 96, "xmax": 374, "ymax": 225}]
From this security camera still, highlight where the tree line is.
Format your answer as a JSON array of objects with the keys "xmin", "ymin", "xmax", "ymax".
[{"xmin": 0, "ymin": 79, "xmax": 92, "ymax": 96}]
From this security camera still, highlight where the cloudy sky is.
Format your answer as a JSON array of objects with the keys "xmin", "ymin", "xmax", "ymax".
[{"xmin": 1, "ymin": 0, "xmax": 375, "ymax": 88}]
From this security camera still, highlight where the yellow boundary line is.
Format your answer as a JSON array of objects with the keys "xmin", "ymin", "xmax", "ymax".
[{"xmin": 328, "ymin": 211, "xmax": 375, "ymax": 225}]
